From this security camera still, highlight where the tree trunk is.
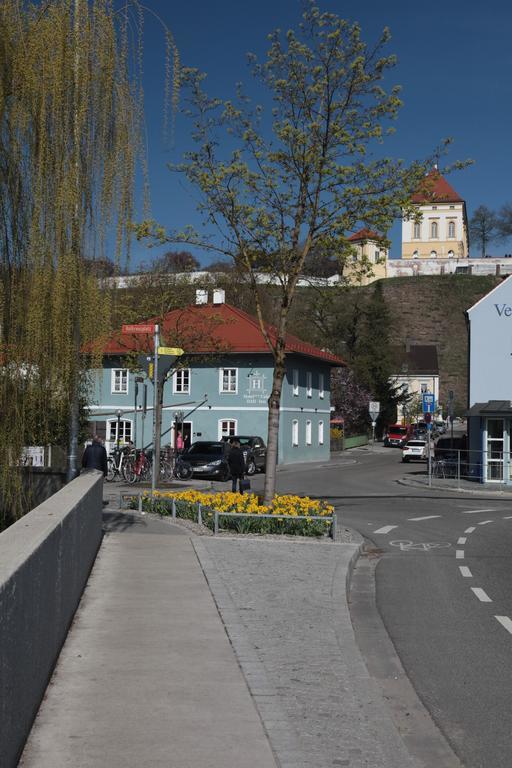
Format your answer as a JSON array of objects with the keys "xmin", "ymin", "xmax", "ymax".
[{"xmin": 263, "ymin": 347, "xmax": 286, "ymax": 506}]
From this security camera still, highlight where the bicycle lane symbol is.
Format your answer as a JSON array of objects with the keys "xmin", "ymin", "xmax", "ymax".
[{"xmin": 389, "ymin": 540, "xmax": 452, "ymax": 552}]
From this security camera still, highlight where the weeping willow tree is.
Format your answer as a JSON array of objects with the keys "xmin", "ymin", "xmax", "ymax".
[{"xmin": 0, "ymin": 0, "xmax": 177, "ymax": 523}]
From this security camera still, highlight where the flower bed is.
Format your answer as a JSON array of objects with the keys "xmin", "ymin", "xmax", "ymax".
[{"xmin": 131, "ymin": 490, "xmax": 334, "ymax": 537}]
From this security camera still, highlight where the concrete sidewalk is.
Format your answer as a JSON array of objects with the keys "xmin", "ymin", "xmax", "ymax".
[
  {"xmin": 19, "ymin": 495, "xmax": 448, "ymax": 768},
  {"xmin": 19, "ymin": 511, "xmax": 277, "ymax": 768}
]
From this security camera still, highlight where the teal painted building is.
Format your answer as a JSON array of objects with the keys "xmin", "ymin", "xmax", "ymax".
[{"xmin": 87, "ymin": 296, "xmax": 344, "ymax": 465}]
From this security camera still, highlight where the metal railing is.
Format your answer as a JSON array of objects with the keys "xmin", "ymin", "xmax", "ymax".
[
  {"xmin": 120, "ymin": 491, "xmax": 338, "ymax": 540},
  {"xmin": 417, "ymin": 447, "xmax": 512, "ymax": 488}
]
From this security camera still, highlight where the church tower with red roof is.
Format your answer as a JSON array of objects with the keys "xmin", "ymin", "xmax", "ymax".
[{"xmin": 401, "ymin": 168, "xmax": 469, "ymax": 261}]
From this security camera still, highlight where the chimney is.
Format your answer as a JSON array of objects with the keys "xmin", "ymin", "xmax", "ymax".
[
  {"xmin": 212, "ymin": 288, "xmax": 225, "ymax": 305},
  {"xmin": 195, "ymin": 289, "xmax": 208, "ymax": 305}
]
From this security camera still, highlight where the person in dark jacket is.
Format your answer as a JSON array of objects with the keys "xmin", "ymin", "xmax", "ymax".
[
  {"xmin": 82, "ymin": 435, "xmax": 108, "ymax": 477},
  {"xmin": 227, "ymin": 440, "xmax": 245, "ymax": 493}
]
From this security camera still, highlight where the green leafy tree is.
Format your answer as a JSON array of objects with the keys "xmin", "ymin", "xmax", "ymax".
[
  {"xmin": 140, "ymin": 3, "xmax": 436, "ymax": 503},
  {"xmin": 0, "ymin": 0, "xmax": 177, "ymax": 522}
]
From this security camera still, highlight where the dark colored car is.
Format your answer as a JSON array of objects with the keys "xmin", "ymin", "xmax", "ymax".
[
  {"xmin": 221, "ymin": 435, "xmax": 267, "ymax": 475},
  {"xmin": 181, "ymin": 441, "xmax": 231, "ymax": 480}
]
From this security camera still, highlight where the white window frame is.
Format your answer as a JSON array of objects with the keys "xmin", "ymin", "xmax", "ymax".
[
  {"xmin": 219, "ymin": 367, "xmax": 238, "ymax": 394},
  {"xmin": 318, "ymin": 420, "xmax": 324, "ymax": 446},
  {"xmin": 106, "ymin": 418, "xmax": 132, "ymax": 448},
  {"xmin": 319, "ymin": 373, "xmax": 324, "ymax": 399},
  {"xmin": 413, "ymin": 222, "xmax": 421, "ymax": 239},
  {"xmin": 293, "ymin": 369, "xmax": 299, "ymax": 396},
  {"xmin": 306, "ymin": 371, "xmax": 312, "ymax": 398},
  {"xmin": 305, "ymin": 420, "xmax": 312, "ymax": 445},
  {"xmin": 218, "ymin": 419, "xmax": 237, "ymax": 439},
  {"xmin": 173, "ymin": 368, "xmax": 190, "ymax": 394},
  {"xmin": 448, "ymin": 221, "xmax": 456, "ymax": 238},
  {"xmin": 111, "ymin": 368, "xmax": 128, "ymax": 395},
  {"xmin": 431, "ymin": 221, "xmax": 438, "ymax": 238},
  {"xmin": 292, "ymin": 419, "xmax": 299, "ymax": 446}
]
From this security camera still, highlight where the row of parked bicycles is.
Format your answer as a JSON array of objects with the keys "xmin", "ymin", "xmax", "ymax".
[{"xmin": 106, "ymin": 445, "xmax": 193, "ymax": 484}]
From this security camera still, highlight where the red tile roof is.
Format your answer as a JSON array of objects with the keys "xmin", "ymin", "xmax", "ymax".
[
  {"xmin": 348, "ymin": 228, "xmax": 383, "ymax": 242},
  {"xmin": 411, "ymin": 170, "xmax": 464, "ymax": 204},
  {"xmin": 101, "ymin": 303, "xmax": 345, "ymax": 365}
]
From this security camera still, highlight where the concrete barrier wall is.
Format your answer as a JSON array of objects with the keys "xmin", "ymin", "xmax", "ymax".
[{"xmin": 0, "ymin": 471, "xmax": 103, "ymax": 768}]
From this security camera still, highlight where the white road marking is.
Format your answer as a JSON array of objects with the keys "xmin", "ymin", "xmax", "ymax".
[
  {"xmin": 459, "ymin": 566, "xmax": 472, "ymax": 577},
  {"xmin": 458, "ymin": 537, "xmax": 467, "ymax": 545},
  {"xmin": 407, "ymin": 515, "xmax": 442, "ymax": 521},
  {"xmin": 374, "ymin": 525, "xmax": 397, "ymax": 534},
  {"xmin": 465, "ymin": 527, "xmax": 476, "ymax": 534},
  {"xmin": 461, "ymin": 509, "xmax": 497, "ymax": 514},
  {"xmin": 504, "ymin": 516, "xmax": 512, "ymax": 520},
  {"xmin": 456, "ymin": 550, "xmax": 464, "ymax": 559},
  {"xmin": 495, "ymin": 616, "xmax": 512, "ymax": 634},
  {"xmin": 471, "ymin": 587, "xmax": 492, "ymax": 602},
  {"xmin": 478, "ymin": 520, "xmax": 493, "ymax": 525}
]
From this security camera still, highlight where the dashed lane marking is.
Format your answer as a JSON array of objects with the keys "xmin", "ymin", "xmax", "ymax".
[
  {"xmin": 461, "ymin": 509, "xmax": 497, "ymax": 514},
  {"xmin": 407, "ymin": 515, "xmax": 442, "ymax": 521},
  {"xmin": 471, "ymin": 588, "xmax": 492, "ymax": 603},
  {"xmin": 373, "ymin": 525, "xmax": 398, "ymax": 534},
  {"xmin": 495, "ymin": 616, "xmax": 512, "ymax": 634},
  {"xmin": 458, "ymin": 537, "xmax": 467, "ymax": 545},
  {"xmin": 478, "ymin": 520, "xmax": 493, "ymax": 525},
  {"xmin": 456, "ymin": 550, "xmax": 465, "ymax": 559},
  {"xmin": 504, "ymin": 516, "xmax": 512, "ymax": 520},
  {"xmin": 465, "ymin": 527, "xmax": 476, "ymax": 534},
  {"xmin": 459, "ymin": 566, "xmax": 472, "ymax": 577}
]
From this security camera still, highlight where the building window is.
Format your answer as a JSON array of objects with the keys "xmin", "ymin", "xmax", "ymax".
[
  {"xmin": 448, "ymin": 250, "xmax": 454, "ymax": 258},
  {"xmin": 413, "ymin": 222, "xmax": 421, "ymax": 239},
  {"xmin": 107, "ymin": 418, "xmax": 132, "ymax": 445},
  {"xmin": 430, "ymin": 250, "xmax": 437, "ymax": 258},
  {"xmin": 219, "ymin": 419, "xmax": 237, "ymax": 439},
  {"xmin": 412, "ymin": 250, "xmax": 419, "ymax": 258},
  {"xmin": 318, "ymin": 420, "xmax": 324, "ymax": 445},
  {"xmin": 293, "ymin": 369, "xmax": 299, "ymax": 396},
  {"xmin": 306, "ymin": 420, "xmax": 312, "ymax": 445},
  {"xmin": 319, "ymin": 373, "xmax": 324, "ymax": 399},
  {"xmin": 352, "ymin": 251, "xmax": 358, "ymax": 262},
  {"xmin": 111, "ymin": 368, "xmax": 128, "ymax": 394},
  {"xmin": 292, "ymin": 420, "xmax": 299, "ymax": 446},
  {"xmin": 306, "ymin": 371, "xmax": 312, "ymax": 398},
  {"xmin": 431, "ymin": 221, "xmax": 438, "ymax": 238},
  {"xmin": 220, "ymin": 368, "xmax": 237, "ymax": 393},
  {"xmin": 420, "ymin": 383, "xmax": 428, "ymax": 393},
  {"xmin": 173, "ymin": 368, "xmax": 190, "ymax": 394},
  {"xmin": 448, "ymin": 221, "xmax": 455, "ymax": 238},
  {"xmin": 374, "ymin": 250, "xmax": 380, "ymax": 263}
]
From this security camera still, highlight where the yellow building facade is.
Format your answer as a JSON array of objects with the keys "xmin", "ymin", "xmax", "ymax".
[
  {"xmin": 401, "ymin": 170, "xmax": 469, "ymax": 260},
  {"xmin": 345, "ymin": 228, "xmax": 388, "ymax": 285}
]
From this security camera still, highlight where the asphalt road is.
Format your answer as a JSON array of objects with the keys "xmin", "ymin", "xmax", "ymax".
[{"xmin": 246, "ymin": 447, "xmax": 512, "ymax": 768}]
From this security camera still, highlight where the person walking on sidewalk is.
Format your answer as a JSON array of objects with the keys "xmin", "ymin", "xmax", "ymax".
[
  {"xmin": 82, "ymin": 435, "xmax": 108, "ymax": 477},
  {"xmin": 228, "ymin": 439, "xmax": 245, "ymax": 494}
]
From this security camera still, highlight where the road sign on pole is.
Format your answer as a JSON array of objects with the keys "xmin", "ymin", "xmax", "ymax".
[
  {"xmin": 157, "ymin": 346, "xmax": 184, "ymax": 357},
  {"xmin": 422, "ymin": 393, "xmax": 435, "ymax": 414},
  {"xmin": 369, "ymin": 400, "xmax": 380, "ymax": 419}
]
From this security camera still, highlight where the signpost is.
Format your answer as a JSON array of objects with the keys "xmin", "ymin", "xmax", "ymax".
[
  {"xmin": 422, "ymin": 393, "xmax": 435, "ymax": 487},
  {"xmin": 369, "ymin": 401, "xmax": 380, "ymax": 448}
]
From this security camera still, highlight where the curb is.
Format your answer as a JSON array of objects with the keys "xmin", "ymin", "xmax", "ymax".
[{"xmin": 397, "ymin": 476, "xmax": 512, "ymax": 497}]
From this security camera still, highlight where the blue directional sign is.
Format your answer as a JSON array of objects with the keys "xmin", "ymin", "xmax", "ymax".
[{"xmin": 422, "ymin": 393, "xmax": 436, "ymax": 414}]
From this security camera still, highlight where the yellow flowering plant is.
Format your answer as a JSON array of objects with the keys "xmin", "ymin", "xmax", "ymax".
[{"xmin": 132, "ymin": 490, "xmax": 334, "ymax": 537}]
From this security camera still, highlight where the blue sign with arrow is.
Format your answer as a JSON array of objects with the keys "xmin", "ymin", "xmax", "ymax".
[{"xmin": 422, "ymin": 393, "xmax": 435, "ymax": 413}]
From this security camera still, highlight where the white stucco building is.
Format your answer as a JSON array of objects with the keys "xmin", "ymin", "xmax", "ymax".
[{"xmin": 467, "ymin": 276, "xmax": 512, "ymax": 483}]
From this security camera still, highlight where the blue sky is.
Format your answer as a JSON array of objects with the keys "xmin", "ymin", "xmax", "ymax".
[{"xmin": 130, "ymin": 0, "xmax": 512, "ymax": 268}]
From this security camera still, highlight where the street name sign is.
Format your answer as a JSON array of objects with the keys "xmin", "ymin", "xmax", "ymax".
[
  {"xmin": 122, "ymin": 323, "xmax": 155, "ymax": 334},
  {"xmin": 157, "ymin": 346, "xmax": 184, "ymax": 356}
]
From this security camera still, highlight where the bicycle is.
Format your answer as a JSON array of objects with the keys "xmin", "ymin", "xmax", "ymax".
[
  {"xmin": 124, "ymin": 449, "xmax": 152, "ymax": 484},
  {"xmin": 173, "ymin": 455, "xmax": 193, "ymax": 480},
  {"xmin": 106, "ymin": 445, "xmax": 134, "ymax": 482}
]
